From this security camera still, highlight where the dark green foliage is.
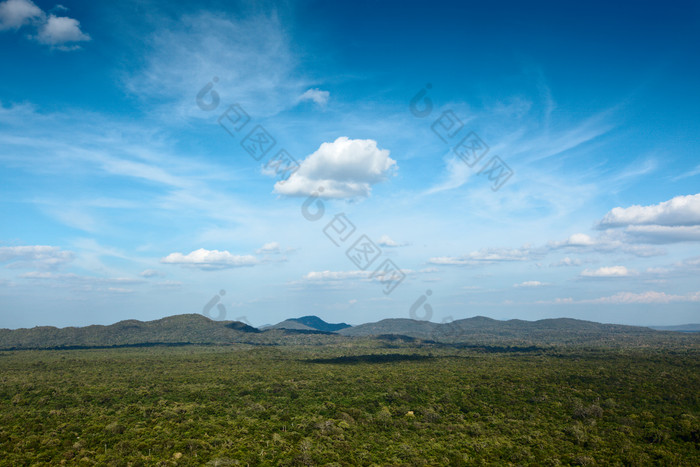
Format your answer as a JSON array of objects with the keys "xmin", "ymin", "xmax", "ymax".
[
  {"xmin": 0, "ymin": 341, "xmax": 698, "ymax": 465},
  {"xmin": 224, "ymin": 322, "xmax": 260, "ymax": 333},
  {"xmin": 306, "ymin": 353, "xmax": 433, "ymax": 364}
]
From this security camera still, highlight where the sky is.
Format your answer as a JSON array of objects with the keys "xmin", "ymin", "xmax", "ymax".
[{"xmin": 0, "ymin": 0, "xmax": 699, "ymax": 329}]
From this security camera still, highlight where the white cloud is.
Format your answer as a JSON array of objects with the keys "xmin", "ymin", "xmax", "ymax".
[
  {"xmin": 0, "ymin": 0, "xmax": 42, "ymax": 30},
  {"xmin": 0, "ymin": 0, "xmax": 89, "ymax": 50},
  {"xmin": 139, "ymin": 269, "xmax": 163, "ymax": 278},
  {"xmin": 424, "ymin": 155, "xmax": 473, "ymax": 195},
  {"xmin": 256, "ymin": 242, "xmax": 281, "ymax": 254},
  {"xmin": 588, "ymin": 291, "xmax": 700, "ymax": 304},
  {"xmin": 298, "ymin": 88, "xmax": 329, "ymax": 106},
  {"xmin": 549, "ymin": 233, "xmax": 595, "ymax": 248},
  {"xmin": 673, "ymin": 164, "xmax": 700, "ymax": 181},
  {"xmin": 514, "ymin": 280, "xmax": 547, "ymax": 287},
  {"xmin": 550, "ymin": 256, "xmax": 581, "ymax": 267},
  {"xmin": 161, "ymin": 248, "xmax": 258, "ymax": 270},
  {"xmin": 378, "ymin": 235, "xmax": 406, "ymax": 248},
  {"xmin": 273, "ymin": 137, "xmax": 397, "ymax": 198},
  {"xmin": 593, "ymin": 194, "xmax": 700, "ymax": 245},
  {"xmin": 590, "ymin": 291, "xmax": 695, "ymax": 305},
  {"xmin": 429, "ymin": 246, "xmax": 535, "ymax": 266},
  {"xmin": 597, "ymin": 193, "xmax": 700, "ymax": 228},
  {"xmin": 0, "ymin": 245, "xmax": 74, "ymax": 269},
  {"xmin": 298, "ymin": 269, "xmax": 417, "ymax": 287},
  {"xmin": 302, "ymin": 270, "xmax": 370, "ymax": 281},
  {"xmin": 580, "ymin": 265, "xmax": 634, "ymax": 278},
  {"xmin": 35, "ymin": 14, "xmax": 90, "ymax": 48},
  {"xmin": 547, "ymin": 231, "xmax": 665, "ymax": 257}
]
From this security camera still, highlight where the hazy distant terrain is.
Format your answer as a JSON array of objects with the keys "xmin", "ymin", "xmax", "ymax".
[{"xmin": 649, "ymin": 324, "xmax": 700, "ymax": 332}]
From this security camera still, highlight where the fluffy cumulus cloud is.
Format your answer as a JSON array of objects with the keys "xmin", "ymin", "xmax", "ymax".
[
  {"xmin": 598, "ymin": 193, "xmax": 700, "ymax": 228},
  {"xmin": 596, "ymin": 193, "xmax": 700, "ymax": 244},
  {"xmin": 0, "ymin": 245, "xmax": 74, "ymax": 269},
  {"xmin": 0, "ymin": 0, "xmax": 42, "ymax": 30},
  {"xmin": 0, "ymin": 0, "xmax": 90, "ymax": 49},
  {"xmin": 161, "ymin": 248, "xmax": 258, "ymax": 270},
  {"xmin": 298, "ymin": 88, "xmax": 329, "ymax": 106},
  {"xmin": 35, "ymin": 14, "xmax": 90, "ymax": 48},
  {"xmin": 580, "ymin": 265, "xmax": 635, "ymax": 278},
  {"xmin": 274, "ymin": 137, "xmax": 397, "ymax": 198}
]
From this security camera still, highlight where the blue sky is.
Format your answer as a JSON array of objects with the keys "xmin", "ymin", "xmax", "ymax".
[{"xmin": 1, "ymin": 0, "xmax": 699, "ymax": 329}]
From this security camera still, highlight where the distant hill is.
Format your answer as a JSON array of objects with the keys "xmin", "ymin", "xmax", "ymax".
[
  {"xmin": 0, "ymin": 314, "xmax": 262, "ymax": 350},
  {"xmin": 289, "ymin": 316, "xmax": 351, "ymax": 332},
  {"xmin": 649, "ymin": 324, "xmax": 700, "ymax": 332},
  {"xmin": 263, "ymin": 315, "xmax": 351, "ymax": 332},
  {"xmin": 262, "ymin": 320, "xmax": 316, "ymax": 331},
  {"xmin": 338, "ymin": 316, "xmax": 684, "ymax": 346}
]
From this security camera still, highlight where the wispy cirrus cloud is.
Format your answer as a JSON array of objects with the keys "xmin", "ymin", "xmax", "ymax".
[
  {"xmin": 297, "ymin": 88, "xmax": 329, "ymax": 107},
  {"xmin": 127, "ymin": 12, "xmax": 308, "ymax": 119}
]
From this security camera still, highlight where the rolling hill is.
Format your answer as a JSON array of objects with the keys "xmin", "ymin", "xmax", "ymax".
[
  {"xmin": 0, "ymin": 314, "xmax": 263, "ymax": 350},
  {"xmin": 261, "ymin": 315, "xmax": 351, "ymax": 332},
  {"xmin": 338, "ymin": 316, "xmax": 696, "ymax": 346},
  {"xmin": 1, "ymin": 314, "xmax": 698, "ymax": 350}
]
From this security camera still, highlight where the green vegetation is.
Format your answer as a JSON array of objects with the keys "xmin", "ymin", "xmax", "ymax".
[{"xmin": 1, "ymin": 340, "xmax": 698, "ymax": 465}]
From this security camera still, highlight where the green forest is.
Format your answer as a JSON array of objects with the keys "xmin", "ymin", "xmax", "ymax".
[{"xmin": 1, "ymin": 340, "xmax": 698, "ymax": 465}]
